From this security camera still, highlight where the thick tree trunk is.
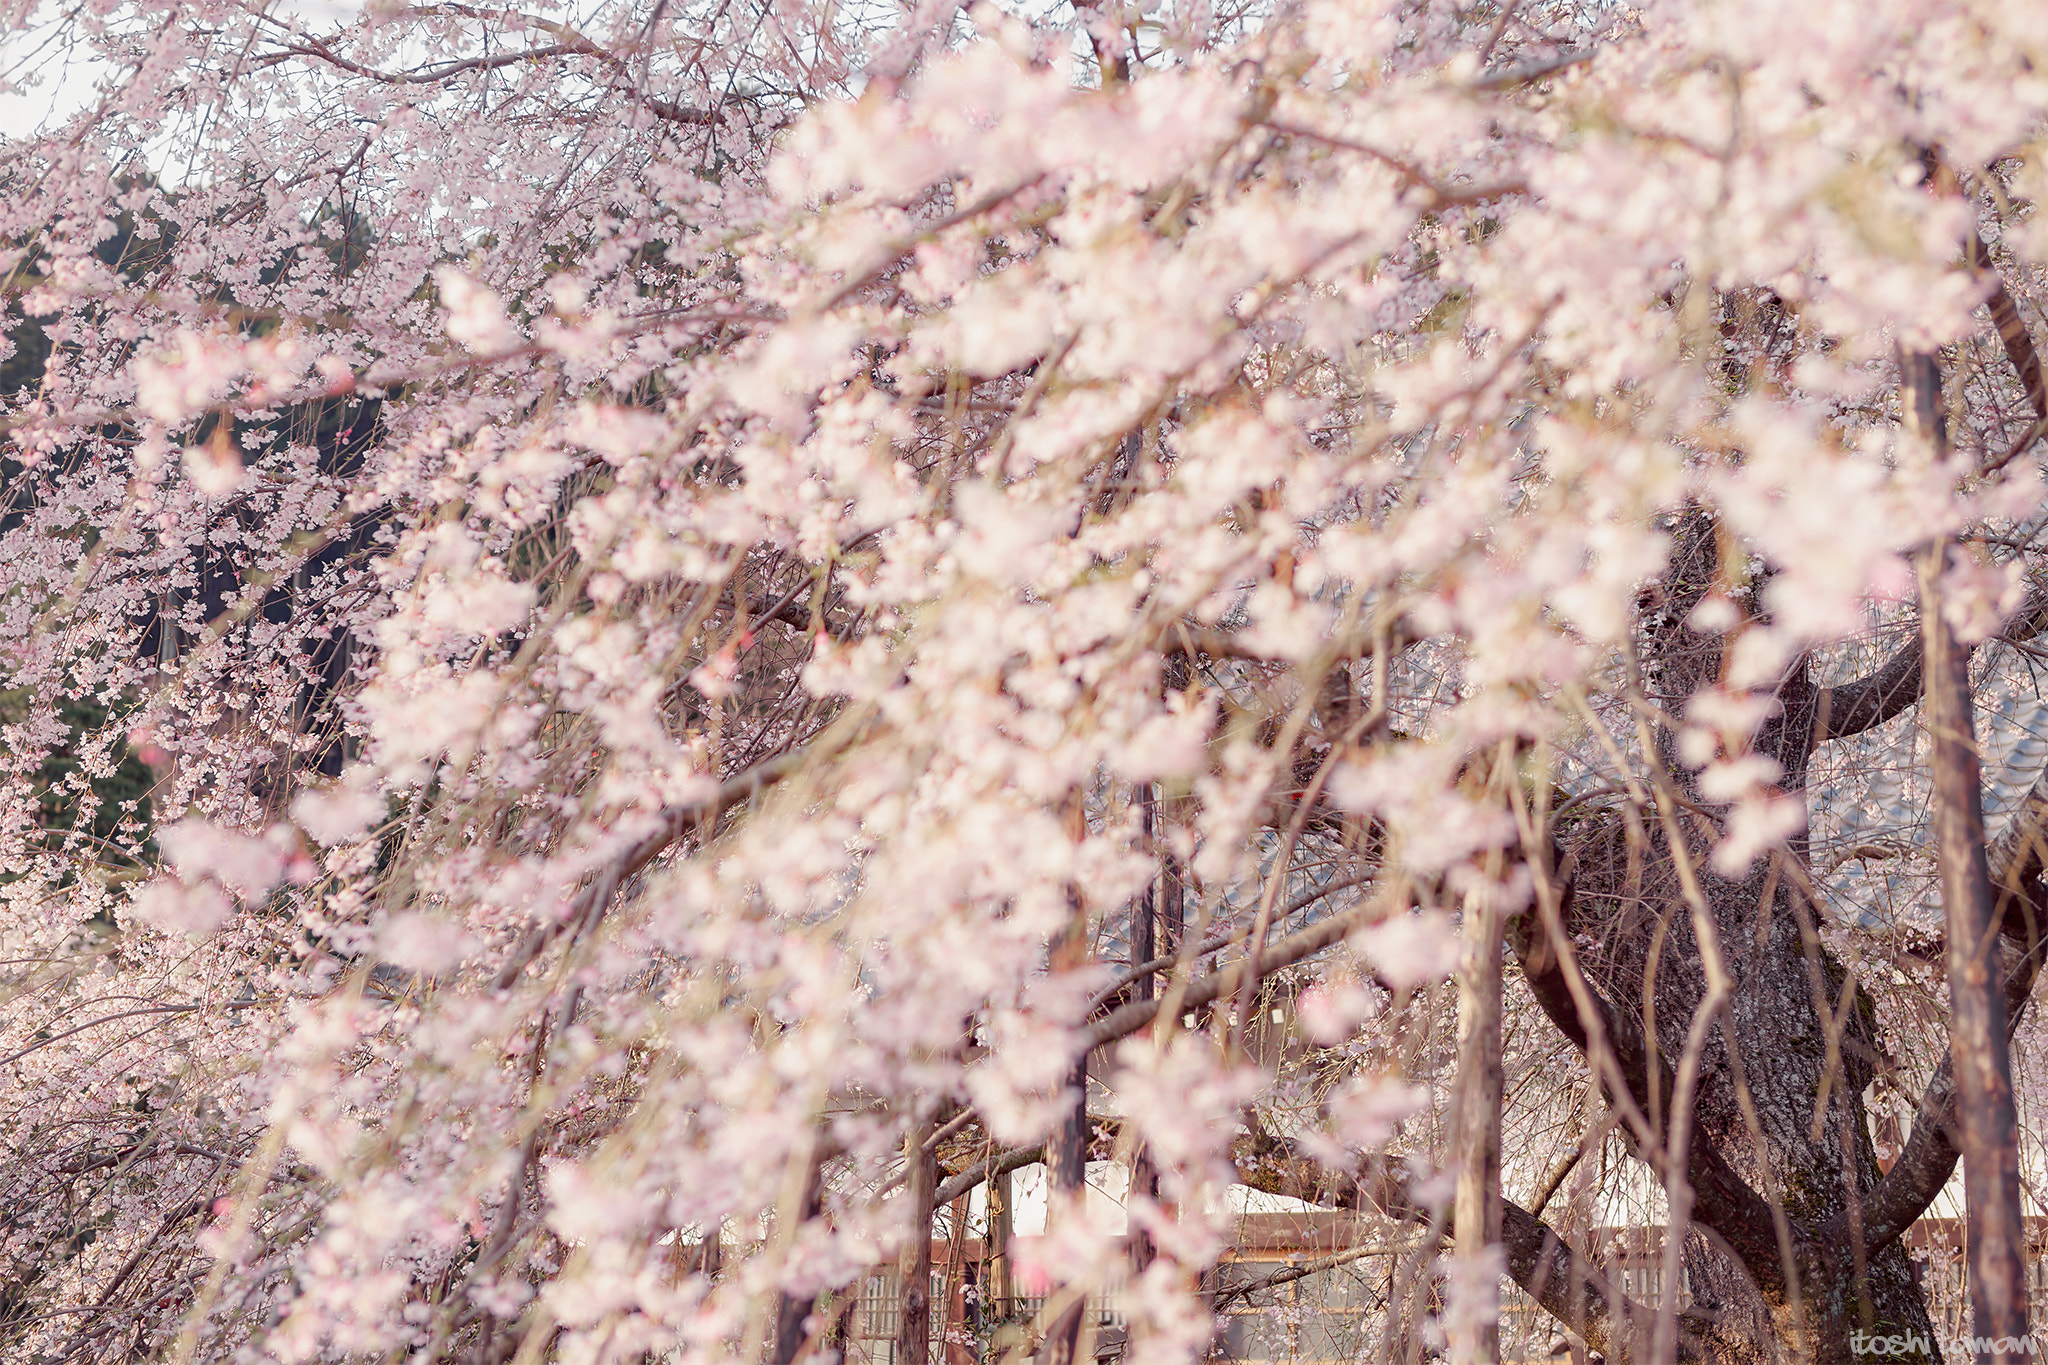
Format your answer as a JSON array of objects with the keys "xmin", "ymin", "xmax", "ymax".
[
  {"xmin": 1558, "ymin": 509, "xmax": 1942, "ymax": 1364},
  {"xmin": 1910, "ymin": 352, "xmax": 2031, "ymax": 1361},
  {"xmin": 1211, "ymin": 293, "xmax": 2048, "ymax": 1365}
]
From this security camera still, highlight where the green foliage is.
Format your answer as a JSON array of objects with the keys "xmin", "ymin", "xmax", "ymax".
[{"xmin": 0, "ymin": 689, "xmax": 156, "ymax": 877}]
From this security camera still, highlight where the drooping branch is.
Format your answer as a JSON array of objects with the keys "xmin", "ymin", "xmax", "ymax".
[
  {"xmin": 1846, "ymin": 764, "xmax": 2048, "ymax": 1255},
  {"xmin": 1505, "ymin": 874, "xmax": 1789, "ymax": 1298},
  {"xmin": 1087, "ymin": 868, "xmax": 1381, "ymax": 1013},
  {"xmin": 1499, "ymin": 1202, "xmax": 1708, "ymax": 1365},
  {"xmin": 1225, "ymin": 1124, "xmax": 1712, "ymax": 1364},
  {"xmin": 489, "ymin": 718, "xmax": 869, "ymax": 990},
  {"xmin": 1812, "ymin": 233, "xmax": 2048, "ymax": 748}
]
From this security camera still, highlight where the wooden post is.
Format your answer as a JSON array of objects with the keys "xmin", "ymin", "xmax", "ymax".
[
  {"xmin": 1448, "ymin": 872, "xmax": 1504, "ymax": 1365},
  {"xmin": 1041, "ymin": 802, "xmax": 1092, "ymax": 1365},
  {"xmin": 1129, "ymin": 782, "xmax": 1158, "ymax": 1276},
  {"xmin": 988, "ymin": 1167, "xmax": 1013, "ymax": 1321},
  {"xmin": 1448, "ymin": 748, "xmax": 1510, "ymax": 1365},
  {"xmin": 774, "ymin": 1163, "xmax": 826, "ymax": 1365},
  {"xmin": 943, "ymin": 1191, "xmax": 970, "ymax": 1365},
  {"xmin": 897, "ymin": 1123, "xmax": 937, "ymax": 1365},
  {"xmin": 1040, "ymin": 1050, "xmax": 1090, "ymax": 1365}
]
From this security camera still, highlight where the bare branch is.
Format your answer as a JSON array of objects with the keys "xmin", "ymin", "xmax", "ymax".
[
  {"xmin": 259, "ymin": 26, "xmax": 724, "ymax": 124},
  {"xmin": 933, "ymin": 1144, "xmax": 1045, "ymax": 1208},
  {"xmin": 1470, "ymin": 49, "xmax": 1597, "ymax": 92},
  {"xmin": 1811, "ymin": 632, "xmax": 1929, "ymax": 746},
  {"xmin": 1847, "ymin": 765, "xmax": 2048, "ymax": 1254},
  {"xmin": 1813, "ymin": 590, "xmax": 2048, "ymax": 747},
  {"xmin": 1973, "ymin": 231, "xmax": 2048, "ymax": 424},
  {"xmin": 1226, "ymin": 1126, "xmax": 1711, "ymax": 1364},
  {"xmin": 1506, "ymin": 871, "xmax": 1788, "ymax": 1297},
  {"xmin": 1081, "ymin": 899, "xmax": 1373, "ymax": 1052}
]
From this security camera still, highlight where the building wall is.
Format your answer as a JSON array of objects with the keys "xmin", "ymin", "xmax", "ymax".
[{"xmin": 836, "ymin": 1216, "xmax": 2048, "ymax": 1365}]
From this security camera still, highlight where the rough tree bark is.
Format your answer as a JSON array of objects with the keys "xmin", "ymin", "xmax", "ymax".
[
  {"xmin": 1214, "ymin": 319, "xmax": 2048, "ymax": 1362},
  {"xmin": 1909, "ymin": 349, "xmax": 2031, "ymax": 1360},
  {"xmin": 1040, "ymin": 808, "xmax": 1093, "ymax": 1365},
  {"xmin": 1449, "ymin": 751, "xmax": 1507, "ymax": 1365},
  {"xmin": 1129, "ymin": 783, "xmax": 1160, "ymax": 1277},
  {"xmin": 898, "ymin": 1123, "xmax": 937, "ymax": 1365}
]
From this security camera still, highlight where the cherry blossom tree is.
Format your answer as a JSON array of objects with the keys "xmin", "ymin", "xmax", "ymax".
[{"xmin": 5, "ymin": 1, "xmax": 2048, "ymax": 1363}]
